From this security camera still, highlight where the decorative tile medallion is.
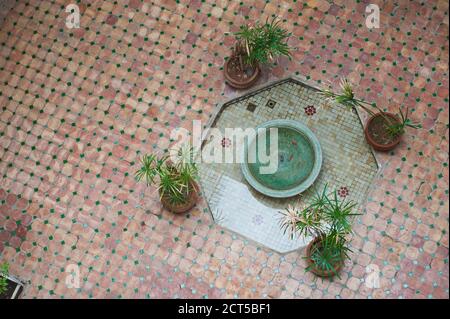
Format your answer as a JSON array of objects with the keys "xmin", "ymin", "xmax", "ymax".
[{"xmin": 304, "ymin": 105, "xmax": 316, "ymax": 116}]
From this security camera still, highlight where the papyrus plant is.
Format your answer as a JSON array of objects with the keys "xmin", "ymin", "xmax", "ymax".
[
  {"xmin": 279, "ymin": 185, "xmax": 359, "ymax": 277},
  {"xmin": 320, "ymin": 78, "xmax": 420, "ymax": 138}
]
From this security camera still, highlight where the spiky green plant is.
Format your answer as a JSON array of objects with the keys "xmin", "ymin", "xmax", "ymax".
[
  {"xmin": 235, "ymin": 17, "xmax": 291, "ymax": 66},
  {"xmin": 135, "ymin": 145, "xmax": 198, "ymax": 205},
  {"xmin": 0, "ymin": 262, "xmax": 9, "ymax": 295},
  {"xmin": 321, "ymin": 78, "xmax": 421, "ymax": 138},
  {"xmin": 307, "ymin": 234, "xmax": 351, "ymax": 276},
  {"xmin": 279, "ymin": 185, "xmax": 359, "ymax": 278},
  {"xmin": 385, "ymin": 106, "xmax": 421, "ymax": 137},
  {"xmin": 321, "ymin": 78, "xmax": 379, "ymax": 115}
]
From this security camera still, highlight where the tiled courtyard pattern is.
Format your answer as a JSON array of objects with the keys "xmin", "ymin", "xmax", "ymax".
[
  {"xmin": 199, "ymin": 78, "xmax": 379, "ymax": 253},
  {"xmin": 0, "ymin": 0, "xmax": 448, "ymax": 299}
]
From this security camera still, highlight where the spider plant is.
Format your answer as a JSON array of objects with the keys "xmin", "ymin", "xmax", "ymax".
[
  {"xmin": 0, "ymin": 262, "xmax": 9, "ymax": 295},
  {"xmin": 279, "ymin": 185, "xmax": 359, "ymax": 278},
  {"xmin": 320, "ymin": 78, "xmax": 420, "ymax": 138},
  {"xmin": 135, "ymin": 145, "xmax": 198, "ymax": 205},
  {"xmin": 235, "ymin": 17, "xmax": 291, "ymax": 67}
]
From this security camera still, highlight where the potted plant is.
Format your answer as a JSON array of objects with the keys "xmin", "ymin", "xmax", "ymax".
[
  {"xmin": 0, "ymin": 262, "xmax": 24, "ymax": 299},
  {"xmin": 135, "ymin": 145, "xmax": 200, "ymax": 214},
  {"xmin": 279, "ymin": 185, "xmax": 358, "ymax": 278},
  {"xmin": 224, "ymin": 18, "xmax": 291, "ymax": 89},
  {"xmin": 321, "ymin": 79, "xmax": 421, "ymax": 151}
]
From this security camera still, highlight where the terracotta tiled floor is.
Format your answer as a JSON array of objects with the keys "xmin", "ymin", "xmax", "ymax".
[{"xmin": 0, "ymin": 0, "xmax": 448, "ymax": 299}]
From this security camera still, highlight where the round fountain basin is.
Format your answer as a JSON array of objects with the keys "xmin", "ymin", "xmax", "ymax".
[{"xmin": 241, "ymin": 119, "xmax": 322, "ymax": 198}]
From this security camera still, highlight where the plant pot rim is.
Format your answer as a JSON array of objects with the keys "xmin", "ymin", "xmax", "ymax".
[
  {"xmin": 160, "ymin": 180, "xmax": 199, "ymax": 214},
  {"xmin": 305, "ymin": 236, "xmax": 344, "ymax": 278},
  {"xmin": 364, "ymin": 112, "xmax": 401, "ymax": 151},
  {"xmin": 224, "ymin": 55, "xmax": 261, "ymax": 89}
]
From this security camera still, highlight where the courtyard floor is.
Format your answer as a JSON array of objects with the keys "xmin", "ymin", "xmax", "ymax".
[{"xmin": 0, "ymin": 0, "xmax": 448, "ymax": 299}]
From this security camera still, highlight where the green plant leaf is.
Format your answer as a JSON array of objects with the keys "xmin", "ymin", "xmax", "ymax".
[
  {"xmin": 0, "ymin": 262, "xmax": 9, "ymax": 295},
  {"xmin": 235, "ymin": 17, "xmax": 291, "ymax": 65}
]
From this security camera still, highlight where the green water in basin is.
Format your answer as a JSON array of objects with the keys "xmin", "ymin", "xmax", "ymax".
[{"xmin": 247, "ymin": 127, "xmax": 315, "ymax": 191}]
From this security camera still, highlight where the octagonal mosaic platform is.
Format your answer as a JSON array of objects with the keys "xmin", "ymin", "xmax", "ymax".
[{"xmin": 198, "ymin": 77, "xmax": 380, "ymax": 253}]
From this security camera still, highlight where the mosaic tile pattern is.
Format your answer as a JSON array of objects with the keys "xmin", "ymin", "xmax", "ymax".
[
  {"xmin": 0, "ymin": 0, "xmax": 15, "ymax": 26},
  {"xmin": 198, "ymin": 78, "xmax": 379, "ymax": 253},
  {"xmin": 0, "ymin": 189, "xmax": 32, "ymax": 254},
  {"xmin": 0, "ymin": 0, "xmax": 448, "ymax": 299}
]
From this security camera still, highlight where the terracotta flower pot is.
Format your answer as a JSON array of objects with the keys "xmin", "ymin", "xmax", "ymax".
[
  {"xmin": 305, "ymin": 237, "xmax": 343, "ymax": 278},
  {"xmin": 364, "ymin": 112, "xmax": 401, "ymax": 152},
  {"xmin": 160, "ymin": 180, "xmax": 199, "ymax": 214},
  {"xmin": 224, "ymin": 55, "xmax": 260, "ymax": 89}
]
